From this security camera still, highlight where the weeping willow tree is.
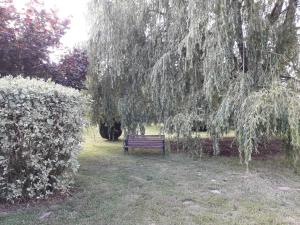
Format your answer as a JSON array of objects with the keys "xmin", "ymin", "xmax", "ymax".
[
  {"xmin": 87, "ymin": 0, "xmax": 153, "ymax": 135},
  {"xmin": 87, "ymin": 0, "xmax": 300, "ymax": 170}
]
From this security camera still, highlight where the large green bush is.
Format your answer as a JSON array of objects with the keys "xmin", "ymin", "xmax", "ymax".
[{"xmin": 0, "ymin": 76, "xmax": 87, "ymax": 202}]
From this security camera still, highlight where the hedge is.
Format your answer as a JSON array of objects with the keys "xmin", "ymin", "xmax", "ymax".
[{"xmin": 0, "ymin": 76, "xmax": 87, "ymax": 202}]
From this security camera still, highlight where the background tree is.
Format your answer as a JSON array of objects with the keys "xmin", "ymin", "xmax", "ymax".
[
  {"xmin": 88, "ymin": 0, "xmax": 300, "ymax": 170},
  {"xmin": 54, "ymin": 48, "xmax": 88, "ymax": 90},
  {"xmin": 0, "ymin": 0, "xmax": 69, "ymax": 78},
  {"xmin": 0, "ymin": 0, "xmax": 88, "ymax": 90}
]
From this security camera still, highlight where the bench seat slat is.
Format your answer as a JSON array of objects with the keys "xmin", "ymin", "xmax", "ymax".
[
  {"xmin": 127, "ymin": 142, "xmax": 163, "ymax": 145},
  {"xmin": 128, "ymin": 135, "xmax": 164, "ymax": 137},
  {"xmin": 129, "ymin": 141, "xmax": 163, "ymax": 142},
  {"xmin": 126, "ymin": 145, "xmax": 164, "ymax": 148},
  {"xmin": 129, "ymin": 145, "xmax": 164, "ymax": 148},
  {"xmin": 128, "ymin": 138, "xmax": 164, "ymax": 140},
  {"xmin": 128, "ymin": 136, "xmax": 164, "ymax": 138},
  {"xmin": 127, "ymin": 142, "xmax": 163, "ymax": 146},
  {"xmin": 128, "ymin": 139, "xmax": 163, "ymax": 141},
  {"xmin": 128, "ymin": 140, "xmax": 163, "ymax": 144}
]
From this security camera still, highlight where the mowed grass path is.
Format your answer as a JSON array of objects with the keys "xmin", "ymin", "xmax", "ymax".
[{"xmin": 1, "ymin": 127, "xmax": 300, "ymax": 225}]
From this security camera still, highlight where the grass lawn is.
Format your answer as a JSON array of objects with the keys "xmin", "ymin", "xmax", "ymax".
[{"xmin": 1, "ymin": 126, "xmax": 300, "ymax": 225}]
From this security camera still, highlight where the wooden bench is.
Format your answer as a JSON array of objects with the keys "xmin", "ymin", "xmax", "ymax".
[{"xmin": 124, "ymin": 135, "xmax": 165, "ymax": 155}]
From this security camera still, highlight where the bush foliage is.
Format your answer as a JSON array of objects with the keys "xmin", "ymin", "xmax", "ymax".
[{"xmin": 0, "ymin": 76, "xmax": 87, "ymax": 202}]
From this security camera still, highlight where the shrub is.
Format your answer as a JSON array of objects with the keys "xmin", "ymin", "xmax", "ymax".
[{"xmin": 0, "ymin": 76, "xmax": 87, "ymax": 202}]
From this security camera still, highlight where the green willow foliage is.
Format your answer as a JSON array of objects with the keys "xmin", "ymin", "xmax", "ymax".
[
  {"xmin": 0, "ymin": 76, "xmax": 87, "ymax": 201},
  {"xmin": 236, "ymin": 84, "xmax": 300, "ymax": 170},
  {"xmin": 87, "ymin": 0, "xmax": 300, "ymax": 169}
]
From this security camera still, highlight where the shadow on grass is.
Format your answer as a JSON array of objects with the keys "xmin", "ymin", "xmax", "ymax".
[{"xmin": 124, "ymin": 149, "xmax": 166, "ymax": 158}]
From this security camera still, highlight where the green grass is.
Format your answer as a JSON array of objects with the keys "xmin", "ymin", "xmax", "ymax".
[{"xmin": 1, "ymin": 126, "xmax": 300, "ymax": 225}]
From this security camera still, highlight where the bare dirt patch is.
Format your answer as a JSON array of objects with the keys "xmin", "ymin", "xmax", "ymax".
[
  {"xmin": 170, "ymin": 137, "xmax": 283, "ymax": 159},
  {"xmin": 0, "ymin": 189, "xmax": 77, "ymax": 213}
]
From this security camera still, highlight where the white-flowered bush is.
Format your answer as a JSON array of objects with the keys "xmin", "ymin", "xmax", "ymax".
[{"xmin": 0, "ymin": 76, "xmax": 87, "ymax": 202}]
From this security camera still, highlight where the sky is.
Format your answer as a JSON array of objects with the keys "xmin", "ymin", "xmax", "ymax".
[{"xmin": 15, "ymin": 0, "xmax": 89, "ymax": 48}]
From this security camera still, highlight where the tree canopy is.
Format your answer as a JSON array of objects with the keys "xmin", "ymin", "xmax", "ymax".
[
  {"xmin": 87, "ymin": 0, "xmax": 300, "ymax": 170},
  {"xmin": 0, "ymin": 0, "xmax": 88, "ymax": 90}
]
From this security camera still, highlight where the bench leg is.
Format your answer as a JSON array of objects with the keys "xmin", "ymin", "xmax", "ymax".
[
  {"xmin": 162, "ymin": 140, "xmax": 165, "ymax": 156},
  {"xmin": 124, "ymin": 138, "xmax": 129, "ymax": 153},
  {"xmin": 124, "ymin": 146, "xmax": 128, "ymax": 153}
]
